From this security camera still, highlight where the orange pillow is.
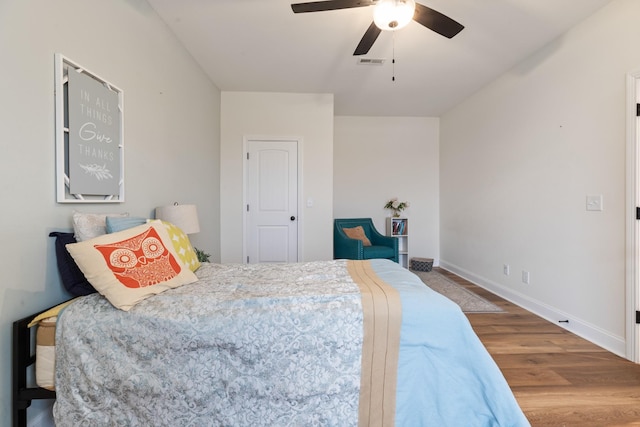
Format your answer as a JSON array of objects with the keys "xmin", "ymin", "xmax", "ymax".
[{"xmin": 342, "ymin": 226, "xmax": 371, "ymax": 246}]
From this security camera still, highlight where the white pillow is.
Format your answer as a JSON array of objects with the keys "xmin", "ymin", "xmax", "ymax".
[{"xmin": 72, "ymin": 211, "xmax": 129, "ymax": 242}]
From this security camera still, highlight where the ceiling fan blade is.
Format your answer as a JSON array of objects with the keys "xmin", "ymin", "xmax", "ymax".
[
  {"xmin": 353, "ymin": 22, "xmax": 382, "ymax": 55},
  {"xmin": 291, "ymin": 0, "xmax": 374, "ymax": 13},
  {"xmin": 413, "ymin": 3, "xmax": 464, "ymax": 39}
]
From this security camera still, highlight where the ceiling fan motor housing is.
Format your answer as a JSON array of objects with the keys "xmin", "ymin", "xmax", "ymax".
[{"xmin": 373, "ymin": 0, "xmax": 415, "ymax": 31}]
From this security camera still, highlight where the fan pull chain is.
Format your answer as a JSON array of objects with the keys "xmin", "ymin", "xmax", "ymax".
[
  {"xmin": 392, "ymin": 58, "xmax": 395, "ymax": 82},
  {"xmin": 392, "ymin": 31, "xmax": 396, "ymax": 82}
]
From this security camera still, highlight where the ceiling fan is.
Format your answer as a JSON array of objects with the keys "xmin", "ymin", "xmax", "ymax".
[{"xmin": 291, "ymin": 0, "xmax": 464, "ymax": 56}]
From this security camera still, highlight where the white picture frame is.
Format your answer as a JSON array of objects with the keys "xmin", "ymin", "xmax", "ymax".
[{"xmin": 55, "ymin": 53, "xmax": 124, "ymax": 203}]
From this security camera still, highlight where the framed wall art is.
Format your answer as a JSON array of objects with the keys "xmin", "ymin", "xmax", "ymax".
[{"xmin": 55, "ymin": 53, "xmax": 124, "ymax": 203}]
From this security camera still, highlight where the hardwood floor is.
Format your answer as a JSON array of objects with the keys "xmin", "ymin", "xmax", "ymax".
[{"xmin": 436, "ymin": 268, "xmax": 640, "ymax": 427}]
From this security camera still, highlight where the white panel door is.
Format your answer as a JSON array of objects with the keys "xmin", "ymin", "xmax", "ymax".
[{"xmin": 246, "ymin": 140, "xmax": 298, "ymax": 263}]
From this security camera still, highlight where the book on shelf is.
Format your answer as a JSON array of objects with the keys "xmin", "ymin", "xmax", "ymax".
[{"xmin": 391, "ymin": 218, "xmax": 406, "ymax": 235}]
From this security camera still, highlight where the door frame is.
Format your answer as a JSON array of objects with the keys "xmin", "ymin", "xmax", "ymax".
[
  {"xmin": 242, "ymin": 135, "xmax": 303, "ymax": 263},
  {"xmin": 625, "ymin": 71, "xmax": 640, "ymax": 362}
]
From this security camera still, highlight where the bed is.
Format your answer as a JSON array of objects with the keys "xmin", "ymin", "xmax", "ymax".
[
  {"xmin": 43, "ymin": 258, "xmax": 526, "ymax": 426},
  {"xmin": 14, "ymin": 217, "xmax": 529, "ymax": 426}
]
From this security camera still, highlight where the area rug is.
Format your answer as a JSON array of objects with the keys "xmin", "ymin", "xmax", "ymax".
[{"xmin": 411, "ymin": 270, "xmax": 504, "ymax": 313}]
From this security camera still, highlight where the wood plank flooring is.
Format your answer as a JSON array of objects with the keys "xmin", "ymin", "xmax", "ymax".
[{"xmin": 436, "ymin": 268, "xmax": 640, "ymax": 427}]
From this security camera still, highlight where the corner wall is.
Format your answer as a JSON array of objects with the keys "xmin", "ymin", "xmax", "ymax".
[
  {"xmin": 440, "ymin": 0, "xmax": 638, "ymax": 356},
  {"xmin": 0, "ymin": 1, "xmax": 221, "ymax": 424},
  {"xmin": 334, "ymin": 116, "xmax": 440, "ymax": 264}
]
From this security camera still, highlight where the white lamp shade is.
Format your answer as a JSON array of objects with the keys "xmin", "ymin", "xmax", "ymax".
[
  {"xmin": 155, "ymin": 204, "xmax": 200, "ymax": 234},
  {"xmin": 373, "ymin": 0, "xmax": 415, "ymax": 31}
]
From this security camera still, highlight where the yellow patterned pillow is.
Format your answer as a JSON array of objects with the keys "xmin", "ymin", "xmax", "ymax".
[{"xmin": 161, "ymin": 221, "xmax": 201, "ymax": 272}]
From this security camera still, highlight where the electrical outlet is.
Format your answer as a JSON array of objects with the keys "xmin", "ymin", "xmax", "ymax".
[
  {"xmin": 522, "ymin": 271, "xmax": 530, "ymax": 284},
  {"xmin": 503, "ymin": 264, "xmax": 510, "ymax": 276}
]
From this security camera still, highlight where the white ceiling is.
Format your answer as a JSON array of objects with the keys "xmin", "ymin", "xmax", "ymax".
[{"xmin": 147, "ymin": 0, "xmax": 613, "ymax": 116}]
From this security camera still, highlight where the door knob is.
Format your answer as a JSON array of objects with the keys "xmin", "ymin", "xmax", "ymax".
[{"xmin": 290, "ymin": 216, "xmax": 296, "ymax": 221}]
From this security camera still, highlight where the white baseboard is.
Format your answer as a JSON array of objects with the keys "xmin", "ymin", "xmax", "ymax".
[{"xmin": 439, "ymin": 259, "xmax": 627, "ymax": 359}]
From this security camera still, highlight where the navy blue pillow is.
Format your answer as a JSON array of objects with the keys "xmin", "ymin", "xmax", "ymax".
[{"xmin": 49, "ymin": 232, "xmax": 97, "ymax": 296}]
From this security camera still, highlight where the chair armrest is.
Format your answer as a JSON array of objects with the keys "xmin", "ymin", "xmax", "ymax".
[
  {"xmin": 368, "ymin": 222, "xmax": 387, "ymax": 241},
  {"xmin": 369, "ymin": 232, "xmax": 398, "ymax": 249},
  {"xmin": 368, "ymin": 234, "xmax": 398, "ymax": 263}
]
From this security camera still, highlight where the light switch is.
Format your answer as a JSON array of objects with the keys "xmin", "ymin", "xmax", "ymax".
[
  {"xmin": 306, "ymin": 198, "xmax": 314, "ymax": 208},
  {"xmin": 586, "ymin": 195, "xmax": 603, "ymax": 211}
]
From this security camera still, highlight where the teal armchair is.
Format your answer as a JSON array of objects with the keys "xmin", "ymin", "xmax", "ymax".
[{"xmin": 334, "ymin": 218, "xmax": 399, "ymax": 263}]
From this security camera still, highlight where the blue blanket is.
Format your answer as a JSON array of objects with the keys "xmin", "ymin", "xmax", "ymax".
[
  {"xmin": 53, "ymin": 259, "xmax": 528, "ymax": 426},
  {"xmin": 369, "ymin": 259, "xmax": 529, "ymax": 426}
]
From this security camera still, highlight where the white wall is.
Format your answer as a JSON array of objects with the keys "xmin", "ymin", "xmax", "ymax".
[
  {"xmin": 334, "ymin": 116, "xmax": 440, "ymax": 264},
  {"xmin": 440, "ymin": 0, "xmax": 638, "ymax": 357},
  {"xmin": 0, "ymin": 1, "xmax": 221, "ymax": 425},
  {"xmin": 220, "ymin": 92, "xmax": 334, "ymax": 263}
]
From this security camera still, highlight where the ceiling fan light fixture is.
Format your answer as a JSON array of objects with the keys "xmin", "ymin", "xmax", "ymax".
[{"xmin": 373, "ymin": 0, "xmax": 415, "ymax": 31}]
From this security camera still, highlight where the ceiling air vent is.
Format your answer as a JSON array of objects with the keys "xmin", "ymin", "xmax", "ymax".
[{"xmin": 357, "ymin": 58, "xmax": 385, "ymax": 66}]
